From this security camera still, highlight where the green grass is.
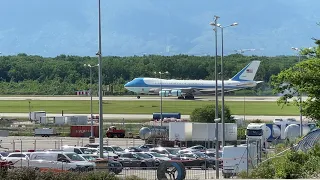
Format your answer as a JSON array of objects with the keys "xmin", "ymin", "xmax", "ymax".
[{"xmin": 0, "ymin": 100, "xmax": 300, "ymax": 115}]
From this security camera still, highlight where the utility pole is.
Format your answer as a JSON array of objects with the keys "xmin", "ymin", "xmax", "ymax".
[{"xmin": 97, "ymin": 0, "xmax": 104, "ymax": 158}]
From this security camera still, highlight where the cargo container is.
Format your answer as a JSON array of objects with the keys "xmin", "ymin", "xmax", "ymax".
[
  {"xmin": 152, "ymin": 113, "xmax": 181, "ymax": 120},
  {"xmin": 70, "ymin": 125, "xmax": 99, "ymax": 137},
  {"xmin": 30, "ymin": 111, "xmax": 46, "ymax": 122}
]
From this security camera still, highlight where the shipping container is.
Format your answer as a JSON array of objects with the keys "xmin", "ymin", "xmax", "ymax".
[
  {"xmin": 153, "ymin": 113, "xmax": 181, "ymax": 120},
  {"xmin": 70, "ymin": 125, "xmax": 99, "ymax": 137},
  {"xmin": 31, "ymin": 111, "xmax": 46, "ymax": 122}
]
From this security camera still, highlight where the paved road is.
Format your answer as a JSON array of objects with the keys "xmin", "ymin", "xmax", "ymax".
[
  {"xmin": 0, "ymin": 96, "xmax": 308, "ymax": 101},
  {"xmin": 0, "ymin": 112, "xmax": 309, "ymax": 121}
]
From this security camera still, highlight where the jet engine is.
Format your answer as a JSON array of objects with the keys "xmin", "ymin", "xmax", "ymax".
[
  {"xmin": 159, "ymin": 90, "xmax": 170, "ymax": 97},
  {"xmin": 171, "ymin": 90, "xmax": 182, "ymax": 96}
]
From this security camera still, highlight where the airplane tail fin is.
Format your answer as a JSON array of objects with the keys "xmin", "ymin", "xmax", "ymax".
[{"xmin": 230, "ymin": 60, "xmax": 261, "ymax": 81}]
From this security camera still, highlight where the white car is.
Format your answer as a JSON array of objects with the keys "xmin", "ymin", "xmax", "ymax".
[{"xmin": 4, "ymin": 152, "xmax": 31, "ymax": 164}]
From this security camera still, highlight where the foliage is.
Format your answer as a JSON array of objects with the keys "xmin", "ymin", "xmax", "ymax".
[
  {"xmin": 0, "ymin": 54, "xmax": 301, "ymax": 95},
  {"xmin": 238, "ymin": 144, "xmax": 320, "ymax": 179},
  {"xmin": 271, "ymin": 33, "xmax": 320, "ymax": 120},
  {"xmin": 0, "ymin": 168, "xmax": 142, "ymax": 180},
  {"xmin": 237, "ymin": 127, "xmax": 246, "ymax": 140},
  {"xmin": 190, "ymin": 104, "xmax": 233, "ymax": 123}
]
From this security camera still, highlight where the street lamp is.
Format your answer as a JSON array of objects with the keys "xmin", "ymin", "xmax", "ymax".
[
  {"xmin": 26, "ymin": 99, "xmax": 32, "ymax": 121},
  {"xmin": 84, "ymin": 64, "xmax": 99, "ymax": 138},
  {"xmin": 291, "ymin": 47, "xmax": 303, "ymax": 137},
  {"xmin": 214, "ymin": 118, "xmax": 221, "ymax": 179},
  {"xmin": 96, "ymin": 0, "xmax": 104, "ymax": 158},
  {"xmin": 209, "ymin": 15, "xmax": 220, "ymax": 140},
  {"xmin": 154, "ymin": 71, "xmax": 169, "ymax": 127},
  {"xmin": 210, "ymin": 21, "xmax": 238, "ymax": 147}
]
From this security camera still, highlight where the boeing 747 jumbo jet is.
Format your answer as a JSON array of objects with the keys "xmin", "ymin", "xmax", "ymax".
[{"xmin": 124, "ymin": 60, "xmax": 263, "ymax": 100}]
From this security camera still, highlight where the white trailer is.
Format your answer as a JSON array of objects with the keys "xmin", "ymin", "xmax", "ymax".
[{"xmin": 34, "ymin": 128, "xmax": 59, "ymax": 137}]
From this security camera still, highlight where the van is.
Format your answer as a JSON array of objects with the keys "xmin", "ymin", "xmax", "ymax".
[
  {"xmin": 15, "ymin": 151, "xmax": 95, "ymax": 172},
  {"xmin": 222, "ymin": 144, "xmax": 258, "ymax": 178}
]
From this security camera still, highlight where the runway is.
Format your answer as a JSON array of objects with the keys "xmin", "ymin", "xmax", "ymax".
[
  {"xmin": 0, "ymin": 112, "xmax": 309, "ymax": 121},
  {"xmin": 0, "ymin": 95, "xmax": 308, "ymax": 101}
]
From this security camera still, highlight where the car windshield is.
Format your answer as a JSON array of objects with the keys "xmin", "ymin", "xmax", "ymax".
[
  {"xmin": 194, "ymin": 152, "xmax": 209, "ymax": 158},
  {"xmin": 150, "ymin": 152, "xmax": 165, "ymax": 157},
  {"xmin": 167, "ymin": 148, "xmax": 179, "ymax": 155},
  {"xmin": 246, "ymin": 129, "xmax": 263, "ymax": 136},
  {"xmin": 136, "ymin": 153, "xmax": 151, "ymax": 159},
  {"xmin": 83, "ymin": 149, "xmax": 97, "ymax": 154},
  {"xmin": 65, "ymin": 153, "xmax": 85, "ymax": 161},
  {"xmin": 82, "ymin": 155, "xmax": 98, "ymax": 161},
  {"xmin": 113, "ymin": 146, "xmax": 124, "ymax": 152}
]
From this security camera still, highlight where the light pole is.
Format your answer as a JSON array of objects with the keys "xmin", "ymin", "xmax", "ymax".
[
  {"xmin": 96, "ymin": 0, "xmax": 104, "ymax": 158},
  {"xmin": 214, "ymin": 118, "xmax": 221, "ymax": 179},
  {"xmin": 291, "ymin": 47, "xmax": 303, "ymax": 137},
  {"xmin": 154, "ymin": 71, "xmax": 169, "ymax": 126},
  {"xmin": 26, "ymin": 99, "xmax": 31, "ymax": 121},
  {"xmin": 210, "ymin": 22, "xmax": 238, "ymax": 147},
  {"xmin": 209, "ymin": 15, "xmax": 220, "ymax": 135},
  {"xmin": 84, "ymin": 64, "xmax": 99, "ymax": 138}
]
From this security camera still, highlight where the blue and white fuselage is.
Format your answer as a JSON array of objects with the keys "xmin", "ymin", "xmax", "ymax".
[{"xmin": 124, "ymin": 60, "xmax": 263, "ymax": 99}]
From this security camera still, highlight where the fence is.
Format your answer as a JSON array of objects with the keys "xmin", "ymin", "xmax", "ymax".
[{"xmin": 0, "ymin": 137, "xmax": 145, "ymax": 152}]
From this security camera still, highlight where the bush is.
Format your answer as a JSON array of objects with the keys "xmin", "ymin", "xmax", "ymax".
[
  {"xmin": 238, "ymin": 144, "xmax": 320, "ymax": 179},
  {"xmin": 190, "ymin": 104, "xmax": 233, "ymax": 123},
  {"xmin": 0, "ymin": 168, "xmax": 142, "ymax": 180}
]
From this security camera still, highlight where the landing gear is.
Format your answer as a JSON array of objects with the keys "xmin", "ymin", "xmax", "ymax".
[
  {"xmin": 137, "ymin": 96, "xmax": 140, "ymax": 99},
  {"xmin": 178, "ymin": 95, "xmax": 195, "ymax": 100},
  {"xmin": 185, "ymin": 95, "xmax": 195, "ymax": 100}
]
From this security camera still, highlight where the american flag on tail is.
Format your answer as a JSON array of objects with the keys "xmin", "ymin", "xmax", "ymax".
[{"xmin": 246, "ymin": 69, "xmax": 253, "ymax": 73}]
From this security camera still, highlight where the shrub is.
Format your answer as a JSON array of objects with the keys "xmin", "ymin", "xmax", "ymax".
[
  {"xmin": 0, "ymin": 168, "xmax": 143, "ymax": 180},
  {"xmin": 190, "ymin": 104, "xmax": 233, "ymax": 123},
  {"xmin": 238, "ymin": 144, "xmax": 320, "ymax": 179}
]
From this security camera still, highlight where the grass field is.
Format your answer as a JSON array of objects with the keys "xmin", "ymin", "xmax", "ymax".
[{"xmin": 0, "ymin": 100, "xmax": 299, "ymax": 115}]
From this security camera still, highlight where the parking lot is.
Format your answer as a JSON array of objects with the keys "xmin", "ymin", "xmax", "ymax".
[{"xmin": 0, "ymin": 136, "xmax": 145, "ymax": 151}]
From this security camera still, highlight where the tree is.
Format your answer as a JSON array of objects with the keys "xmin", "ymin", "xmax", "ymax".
[
  {"xmin": 271, "ymin": 29, "xmax": 320, "ymax": 121},
  {"xmin": 190, "ymin": 104, "xmax": 233, "ymax": 123}
]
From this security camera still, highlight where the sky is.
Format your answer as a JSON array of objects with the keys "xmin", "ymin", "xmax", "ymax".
[{"xmin": 0, "ymin": 0, "xmax": 319, "ymax": 57}]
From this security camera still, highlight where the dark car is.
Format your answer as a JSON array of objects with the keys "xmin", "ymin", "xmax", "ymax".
[
  {"xmin": 173, "ymin": 152, "xmax": 215, "ymax": 170},
  {"xmin": 138, "ymin": 144, "xmax": 156, "ymax": 152},
  {"xmin": 149, "ymin": 147, "xmax": 180, "ymax": 159},
  {"xmin": 205, "ymin": 150, "xmax": 223, "ymax": 168},
  {"xmin": 118, "ymin": 152, "xmax": 157, "ymax": 168}
]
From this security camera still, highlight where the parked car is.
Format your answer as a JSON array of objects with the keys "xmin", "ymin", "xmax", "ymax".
[
  {"xmin": 124, "ymin": 147, "xmax": 143, "ymax": 152},
  {"xmin": 140, "ymin": 152, "xmax": 171, "ymax": 162},
  {"xmin": 99, "ymin": 145, "xmax": 125, "ymax": 155},
  {"xmin": 174, "ymin": 152, "xmax": 215, "ymax": 170},
  {"xmin": 118, "ymin": 152, "xmax": 157, "ymax": 168},
  {"xmin": 138, "ymin": 144, "xmax": 156, "ymax": 152},
  {"xmin": 79, "ymin": 154, "xmax": 123, "ymax": 174},
  {"xmin": 149, "ymin": 147, "xmax": 179, "ymax": 159}
]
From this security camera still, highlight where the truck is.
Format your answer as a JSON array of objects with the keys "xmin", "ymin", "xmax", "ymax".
[
  {"xmin": 222, "ymin": 144, "xmax": 259, "ymax": 178},
  {"xmin": 246, "ymin": 122, "xmax": 317, "ymax": 148},
  {"xmin": 106, "ymin": 126, "xmax": 125, "ymax": 138},
  {"xmin": 34, "ymin": 128, "xmax": 59, "ymax": 137},
  {"xmin": 246, "ymin": 123, "xmax": 271, "ymax": 149}
]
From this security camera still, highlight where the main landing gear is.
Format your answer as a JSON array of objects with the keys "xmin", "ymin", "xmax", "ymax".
[
  {"xmin": 178, "ymin": 95, "xmax": 195, "ymax": 100},
  {"xmin": 137, "ymin": 96, "xmax": 140, "ymax": 99}
]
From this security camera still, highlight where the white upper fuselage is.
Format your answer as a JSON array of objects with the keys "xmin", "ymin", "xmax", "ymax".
[{"xmin": 124, "ymin": 77, "xmax": 257, "ymax": 94}]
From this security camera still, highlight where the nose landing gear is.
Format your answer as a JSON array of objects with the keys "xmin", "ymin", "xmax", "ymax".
[{"xmin": 137, "ymin": 96, "xmax": 140, "ymax": 99}]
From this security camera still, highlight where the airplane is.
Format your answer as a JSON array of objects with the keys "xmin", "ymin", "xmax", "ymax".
[{"xmin": 124, "ymin": 60, "xmax": 263, "ymax": 100}]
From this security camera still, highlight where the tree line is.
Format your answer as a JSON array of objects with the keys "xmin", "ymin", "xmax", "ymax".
[{"xmin": 0, "ymin": 53, "xmax": 302, "ymax": 95}]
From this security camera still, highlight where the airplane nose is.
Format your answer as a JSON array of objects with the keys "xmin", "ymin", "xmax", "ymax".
[{"xmin": 124, "ymin": 81, "xmax": 131, "ymax": 88}]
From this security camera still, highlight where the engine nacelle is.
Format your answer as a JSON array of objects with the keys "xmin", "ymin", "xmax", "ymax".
[
  {"xmin": 159, "ymin": 90, "xmax": 170, "ymax": 97},
  {"xmin": 171, "ymin": 90, "xmax": 182, "ymax": 96}
]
